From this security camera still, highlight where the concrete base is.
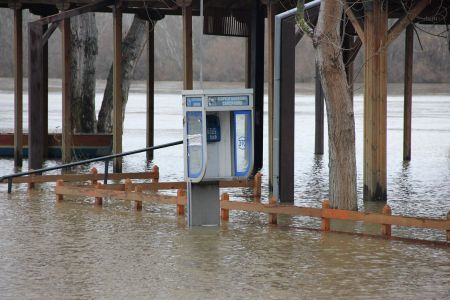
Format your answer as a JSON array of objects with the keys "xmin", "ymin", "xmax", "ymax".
[{"xmin": 187, "ymin": 181, "xmax": 220, "ymax": 226}]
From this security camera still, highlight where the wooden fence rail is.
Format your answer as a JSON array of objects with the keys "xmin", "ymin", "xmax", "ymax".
[{"xmin": 55, "ymin": 183, "xmax": 450, "ymax": 242}]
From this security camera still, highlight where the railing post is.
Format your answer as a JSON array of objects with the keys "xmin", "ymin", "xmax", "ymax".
[
  {"xmin": 382, "ymin": 204, "xmax": 392, "ymax": 238},
  {"xmin": 221, "ymin": 192, "xmax": 229, "ymax": 221},
  {"xmin": 268, "ymin": 196, "xmax": 277, "ymax": 225},
  {"xmin": 95, "ymin": 182, "xmax": 103, "ymax": 206},
  {"xmin": 90, "ymin": 167, "xmax": 98, "ymax": 185},
  {"xmin": 7, "ymin": 178, "xmax": 12, "ymax": 193},
  {"xmin": 176, "ymin": 189, "xmax": 186, "ymax": 216},
  {"xmin": 56, "ymin": 179, "xmax": 64, "ymax": 202},
  {"xmin": 134, "ymin": 185, "xmax": 143, "ymax": 211},
  {"xmin": 321, "ymin": 199, "xmax": 330, "ymax": 232},
  {"xmin": 151, "ymin": 165, "xmax": 159, "ymax": 191},
  {"xmin": 254, "ymin": 172, "xmax": 262, "ymax": 198}
]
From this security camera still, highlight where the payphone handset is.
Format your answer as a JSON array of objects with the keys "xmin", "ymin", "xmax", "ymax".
[{"xmin": 183, "ymin": 89, "xmax": 254, "ymax": 183}]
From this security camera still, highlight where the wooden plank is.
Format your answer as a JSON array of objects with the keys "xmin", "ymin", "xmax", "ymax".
[
  {"xmin": 28, "ymin": 23, "xmax": 44, "ymax": 170},
  {"xmin": 146, "ymin": 22, "xmax": 155, "ymax": 161},
  {"xmin": 41, "ymin": 21, "xmax": 59, "ymax": 45},
  {"xmin": 344, "ymin": 2, "xmax": 365, "ymax": 43},
  {"xmin": 113, "ymin": 4, "xmax": 123, "ymax": 172},
  {"xmin": 387, "ymin": 0, "xmax": 429, "ymax": 46},
  {"xmin": 56, "ymin": 185, "xmax": 186, "ymax": 205},
  {"xmin": 61, "ymin": 18, "xmax": 72, "ymax": 163},
  {"xmin": 219, "ymin": 180, "xmax": 253, "ymax": 188},
  {"xmin": 363, "ymin": 0, "xmax": 388, "ymax": 201},
  {"xmin": 182, "ymin": 5, "xmax": 193, "ymax": 90},
  {"xmin": 314, "ymin": 64, "xmax": 324, "ymax": 155},
  {"xmin": 403, "ymin": 24, "xmax": 413, "ymax": 161},
  {"xmin": 279, "ymin": 16, "xmax": 295, "ymax": 203},
  {"xmin": 13, "ymin": 8, "xmax": 23, "ymax": 167}
]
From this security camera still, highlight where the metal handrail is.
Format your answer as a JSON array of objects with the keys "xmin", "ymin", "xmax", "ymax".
[{"xmin": 1, "ymin": 140, "xmax": 183, "ymax": 193}]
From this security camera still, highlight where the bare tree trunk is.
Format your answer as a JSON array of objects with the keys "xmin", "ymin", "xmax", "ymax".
[
  {"xmin": 97, "ymin": 15, "xmax": 148, "ymax": 133},
  {"xmin": 314, "ymin": 1, "xmax": 357, "ymax": 210},
  {"xmin": 297, "ymin": 0, "xmax": 357, "ymax": 210},
  {"xmin": 71, "ymin": 13, "xmax": 98, "ymax": 133}
]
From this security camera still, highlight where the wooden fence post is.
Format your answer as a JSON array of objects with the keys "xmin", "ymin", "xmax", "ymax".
[
  {"xmin": 221, "ymin": 192, "xmax": 229, "ymax": 221},
  {"xmin": 90, "ymin": 167, "xmax": 98, "ymax": 185},
  {"xmin": 28, "ymin": 170, "xmax": 35, "ymax": 190},
  {"xmin": 446, "ymin": 211, "xmax": 449, "ymax": 242},
  {"xmin": 268, "ymin": 196, "xmax": 277, "ymax": 224},
  {"xmin": 56, "ymin": 179, "xmax": 64, "ymax": 202},
  {"xmin": 95, "ymin": 182, "xmax": 103, "ymax": 206},
  {"xmin": 124, "ymin": 178, "xmax": 133, "ymax": 192},
  {"xmin": 152, "ymin": 165, "xmax": 159, "ymax": 183},
  {"xmin": 321, "ymin": 199, "xmax": 330, "ymax": 232},
  {"xmin": 382, "ymin": 204, "xmax": 392, "ymax": 238},
  {"xmin": 254, "ymin": 172, "xmax": 262, "ymax": 198},
  {"xmin": 134, "ymin": 185, "xmax": 143, "ymax": 211},
  {"xmin": 176, "ymin": 189, "xmax": 186, "ymax": 216}
]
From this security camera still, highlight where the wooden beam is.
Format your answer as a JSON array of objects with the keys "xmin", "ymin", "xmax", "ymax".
[
  {"xmin": 28, "ymin": 23, "xmax": 44, "ymax": 170},
  {"xmin": 387, "ymin": 0, "xmax": 429, "ymax": 46},
  {"xmin": 13, "ymin": 8, "xmax": 23, "ymax": 167},
  {"xmin": 42, "ymin": 22, "xmax": 49, "ymax": 158},
  {"xmin": 343, "ymin": 34, "xmax": 356, "ymax": 100},
  {"xmin": 279, "ymin": 15, "xmax": 295, "ymax": 203},
  {"xmin": 267, "ymin": 2, "xmax": 277, "ymax": 189},
  {"xmin": 344, "ymin": 2, "xmax": 365, "ymax": 43},
  {"xmin": 147, "ymin": 22, "xmax": 155, "ymax": 161},
  {"xmin": 41, "ymin": 21, "xmax": 60, "ymax": 45},
  {"xmin": 36, "ymin": 0, "xmax": 114, "ymax": 26},
  {"xmin": 403, "ymin": 24, "xmax": 413, "ymax": 161},
  {"xmin": 113, "ymin": 4, "xmax": 123, "ymax": 172},
  {"xmin": 182, "ymin": 5, "xmax": 193, "ymax": 90},
  {"xmin": 363, "ymin": 0, "xmax": 388, "ymax": 201},
  {"xmin": 314, "ymin": 64, "xmax": 324, "ymax": 155},
  {"xmin": 61, "ymin": 18, "xmax": 72, "ymax": 163}
]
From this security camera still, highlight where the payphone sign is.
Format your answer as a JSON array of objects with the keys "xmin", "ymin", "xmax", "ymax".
[{"xmin": 207, "ymin": 95, "xmax": 249, "ymax": 107}]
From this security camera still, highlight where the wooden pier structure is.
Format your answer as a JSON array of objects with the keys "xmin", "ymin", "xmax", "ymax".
[{"xmin": 0, "ymin": 0, "xmax": 449, "ymax": 204}]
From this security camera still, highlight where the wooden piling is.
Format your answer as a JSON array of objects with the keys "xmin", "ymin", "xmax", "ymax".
[
  {"xmin": 13, "ymin": 7, "xmax": 23, "ymax": 167},
  {"xmin": 134, "ymin": 185, "xmax": 143, "ymax": 211},
  {"xmin": 177, "ymin": 189, "xmax": 186, "ymax": 216},
  {"xmin": 403, "ymin": 24, "xmax": 413, "ymax": 161},
  {"xmin": 28, "ymin": 23, "xmax": 44, "ymax": 170},
  {"xmin": 146, "ymin": 22, "xmax": 155, "ymax": 161},
  {"xmin": 321, "ymin": 200, "xmax": 331, "ymax": 232},
  {"xmin": 221, "ymin": 192, "xmax": 229, "ymax": 221},
  {"xmin": 381, "ymin": 204, "xmax": 392, "ymax": 238},
  {"xmin": 314, "ymin": 64, "xmax": 324, "ymax": 155},
  {"xmin": 56, "ymin": 179, "xmax": 64, "ymax": 202},
  {"xmin": 267, "ymin": 2, "xmax": 278, "ymax": 190},
  {"xmin": 253, "ymin": 172, "xmax": 262, "ymax": 198},
  {"xmin": 182, "ymin": 4, "xmax": 193, "ymax": 90},
  {"xmin": 447, "ymin": 211, "xmax": 450, "ymax": 242},
  {"xmin": 28, "ymin": 171, "xmax": 35, "ymax": 190},
  {"xmin": 113, "ymin": 4, "xmax": 123, "ymax": 173},
  {"xmin": 61, "ymin": 17, "xmax": 72, "ymax": 163},
  {"xmin": 95, "ymin": 182, "xmax": 103, "ymax": 206},
  {"xmin": 90, "ymin": 167, "xmax": 98, "ymax": 185},
  {"xmin": 268, "ymin": 196, "xmax": 277, "ymax": 225},
  {"xmin": 363, "ymin": 0, "xmax": 388, "ymax": 201},
  {"xmin": 42, "ymin": 22, "xmax": 49, "ymax": 158}
]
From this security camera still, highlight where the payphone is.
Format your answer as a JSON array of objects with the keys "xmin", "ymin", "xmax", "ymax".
[{"xmin": 183, "ymin": 89, "xmax": 254, "ymax": 226}]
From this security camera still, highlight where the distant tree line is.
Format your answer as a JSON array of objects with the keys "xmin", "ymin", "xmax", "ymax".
[{"xmin": 0, "ymin": 10, "xmax": 448, "ymax": 83}]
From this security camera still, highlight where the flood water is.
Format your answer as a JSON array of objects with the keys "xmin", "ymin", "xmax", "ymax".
[{"xmin": 0, "ymin": 80, "xmax": 449, "ymax": 298}]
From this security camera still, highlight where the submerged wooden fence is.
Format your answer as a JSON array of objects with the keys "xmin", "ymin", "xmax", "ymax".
[{"xmin": 54, "ymin": 176, "xmax": 450, "ymax": 243}]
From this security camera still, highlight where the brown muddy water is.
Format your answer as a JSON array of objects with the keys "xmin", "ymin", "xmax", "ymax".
[{"xmin": 0, "ymin": 81, "xmax": 449, "ymax": 299}]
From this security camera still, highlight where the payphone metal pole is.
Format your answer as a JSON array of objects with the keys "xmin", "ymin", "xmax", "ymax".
[{"xmin": 188, "ymin": 181, "xmax": 220, "ymax": 226}]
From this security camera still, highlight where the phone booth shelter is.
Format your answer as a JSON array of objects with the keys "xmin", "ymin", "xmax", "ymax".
[{"xmin": 183, "ymin": 89, "xmax": 254, "ymax": 226}]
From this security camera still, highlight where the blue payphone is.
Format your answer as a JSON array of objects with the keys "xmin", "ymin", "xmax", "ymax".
[{"xmin": 183, "ymin": 89, "xmax": 254, "ymax": 225}]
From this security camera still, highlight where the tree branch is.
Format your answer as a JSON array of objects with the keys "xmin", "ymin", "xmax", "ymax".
[{"xmin": 296, "ymin": 0, "xmax": 314, "ymax": 38}]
